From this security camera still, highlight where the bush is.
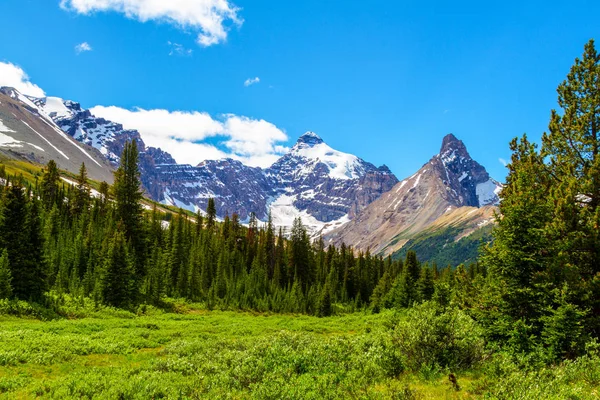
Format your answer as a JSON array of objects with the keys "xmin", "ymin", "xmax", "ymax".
[{"xmin": 391, "ymin": 301, "xmax": 485, "ymax": 371}]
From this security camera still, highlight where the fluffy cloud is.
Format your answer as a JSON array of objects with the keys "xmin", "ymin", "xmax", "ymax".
[
  {"xmin": 244, "ymin": 77, "xmax": 260, "ymax": 87},
  {"xmin": 60, "ymin": 0, "xmax": 243, "ymax": 47},
  {"xmin": 75, "ymin": 42, "xmax": 93, "ymax": 53},
  {"xmin": 0, "ymin": 62, "xmax": 46, "ymax": 97},
  {"xmin": 90, "ymin": 105, "xmax": 289, "ymax": 167}
]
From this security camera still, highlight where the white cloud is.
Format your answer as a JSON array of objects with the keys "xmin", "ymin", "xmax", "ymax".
[
  {"xmin": 168, "ymin": 41, "xmax": 193, "ymax": 56},
  {"xmin": 60, "ymin": 0, "xmax": 243, "ymax": 47},
  {"xmin": 0, "ymin": 62, "xmax": 45, "ymax": 97},
  {"xmin": 499, "ymin": 158, "xmax": 508, "ymax": 167},
  {"xmin": 244, "ymin": 77, "xmax": 260, "ymax": 87},
  {"xmin": 90, "ymin": 105, "xmax": 288, "ymax": 167},
  {"xmin": 75, "ymin": 42, "xmax": 93, "ymax": 53}
]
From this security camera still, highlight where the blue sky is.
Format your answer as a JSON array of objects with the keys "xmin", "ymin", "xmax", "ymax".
[{"xmin": 1, "ymin": 0, "xmax": 599, "ymax": 181}]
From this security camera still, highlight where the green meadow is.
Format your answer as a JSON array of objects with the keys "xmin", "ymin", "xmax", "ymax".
[{"xmin": 1, "ymin": 300, "xmax": 599, "ymax": 399}]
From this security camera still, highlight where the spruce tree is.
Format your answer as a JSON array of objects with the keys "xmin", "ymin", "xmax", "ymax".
[
  {"xmin": 1, "ymin": 183, "xmax": 33, "ymax": 300},
  {"xmin": 40, "ymin": 160, "xmax": 60, "ymax": 209},
  {"xmin": 290, "ymin": 217, "xmax": 311, "ymax": 289},
  {"xmin": 102, "ymin": 229, "xmax": 134, "ymax": 308},
  {"xmin": 0, "ymin": 249, "xmax": 12, "ymax": 299},
  {"xmin": 72, "ymin": 162, "xmax": 90, "ymax": 215},
  {"xmin": 112, "ymin": 141, "xmax": 146, "ymax": 277},
  {"xmin": 206, "ymin": 198, "xmax": 216, "ymax": 231}
]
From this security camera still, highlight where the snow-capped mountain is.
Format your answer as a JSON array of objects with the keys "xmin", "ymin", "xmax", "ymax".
[
  {"xmin": 264, "ymin": 132, "xmax": 398, "ymax": 232},
  {"xmin": 325, "ymin": 134, "xmax": 502, "ymax": 254},
  {"xmin": 28, "ymin": 95, "xmax": 397, "ymax": 234},
  {"xmin": 155, "ymin": 132, "xmax": 398, "ymax": 235},
  {"xmin": 31, "ymin": 96, "xmax": 140, "ymax": 165},
  {"xmin": 0, "ymin": 87, "xmax": 114, "ymax": 183}
]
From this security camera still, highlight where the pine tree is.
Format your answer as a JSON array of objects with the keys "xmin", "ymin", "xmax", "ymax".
[
  {"xmin": 417, "ymin": 264, "xmax": 435, "ymax": 302},
  {"xmin": 101, "ymin": 229, "xmax": 134, "ymax": 308},
  {"xmin": 112, "ymin": 141, "xmax": 146, "ymax": 277},
  {"xmin": 0, "ymin": 249, "xmax": 12, "ymax": 299},
  {"xmin": 395, "ymin": 251, "xmax": 421, "ymax": 307},
  {"xmin": 206, "ymin": 198, "xmax": 216, "ymax": 231},
  {"xmin": 1, "ymin": 183, "xmax": 35, "ymax": 300},
  {"xmin": 290, "ymin": 217, "xmax": 311, "ymax": 289},
  {"xmin": 72, "ymin": 163, "xmax": 90, "ymax": 215},
  {"xmin": 40, "ymin": 160, "xmax": 60, "ymax": 209}
]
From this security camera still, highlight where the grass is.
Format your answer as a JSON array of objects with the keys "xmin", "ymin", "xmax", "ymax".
[{"xmin": 0, "ymin": 303, "xmax": 598, "ymax": 399}]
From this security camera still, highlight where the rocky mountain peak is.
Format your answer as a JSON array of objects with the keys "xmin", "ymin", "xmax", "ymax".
[
  {"xmin": 440, "ymin": 133, "xmax": 469, "ymax": 160},
  {"xmin": 295, "ymin": 131, "xmax": 324, "ymax": 147}
]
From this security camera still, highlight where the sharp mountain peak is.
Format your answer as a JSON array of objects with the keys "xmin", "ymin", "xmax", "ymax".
[{"xmin": 295, "ymin": 131, "xmax": 324, "ymax": 146}]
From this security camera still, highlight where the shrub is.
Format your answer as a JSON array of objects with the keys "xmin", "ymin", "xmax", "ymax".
[{"xmin": 391, "ymin": 301, "xmax": 485, "ymax": 371}]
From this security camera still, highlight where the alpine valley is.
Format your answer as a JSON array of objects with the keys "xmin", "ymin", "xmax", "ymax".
[{"xmin": 0, "ymin": 85, "xmax": 501, "ymax": 264}]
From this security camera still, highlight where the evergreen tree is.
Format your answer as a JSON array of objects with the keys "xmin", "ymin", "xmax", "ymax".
[
  {"xmin": 206, "ymin": 198, "xmax": 216, "ymax": 231},
  {"xmin": 0, "ymin": 249, "xmax": 12, "ymax": 299},
  {"xmin": 72, "ymin": 163, "xmax": 90, "ymax": 215},
  {"xmin": 395, "ymin": 251, "xmax": 421, "ymax": 308},
  {"xmin": 417, "ymin": 265, "xmax": 435, "ymax": 302},
  {"xmin": 290, "ymin": 217, "xmax": 311, "ymax": 289},
  {"xmin": 112, "ymin": 141, "xmax": 146, "ymax": 277},
  {"xmin": 40, "ymin": 160, "xmax": 60, "ymax": 209},
  {"xmin": 102, "ymin": 229, "xmax": 134, "ymax": 308}
]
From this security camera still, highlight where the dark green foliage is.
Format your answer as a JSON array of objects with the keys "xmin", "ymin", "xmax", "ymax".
[
  {"xmin": 71, "ymin": 163, "xmax": 90, "ymax": 216},
  {"xmin": 40, "ymin": 160, "xmax": 60, "ymax": 209},
  {"xmin": 0, "ymin": 249, "xmax": 12, "ymax": 299},
  {"xmin": 112, "ymin": 140, "xmax": 146, "ymax": 272},
  {"xmin": 101, "ymin": 229, "xmax": 134, "ymax": 308},
  {"xmin": 0, "ymin": 182, "xmax": 45, "ymax": 301}
]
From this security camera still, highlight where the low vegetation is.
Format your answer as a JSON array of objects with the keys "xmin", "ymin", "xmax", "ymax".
[{"xmin": 1, "ymin": 299, "xmax": 598, "ymax": 399}]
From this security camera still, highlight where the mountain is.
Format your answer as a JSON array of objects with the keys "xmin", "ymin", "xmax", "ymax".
[
  {"xmin": 0, "ymin": 87, "xmax": 114, "ymax": 182},
  {"xmin": 152, "ymin": 132, "xmax": 398, "ymax": 235},
  {"xmin": 325, "ymin": 134, "xmax": 502, "ymax": 256},
  {"xmin": 265, "ymin": 132, "xmax": 398, "ymax": 233},
  {"xmin": 17, "ymin": 93, "xmax": 397, "ymax": 234}
]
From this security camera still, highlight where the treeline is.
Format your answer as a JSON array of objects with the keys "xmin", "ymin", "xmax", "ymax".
[{"xmin": 0, "ymin": 139, "xmax": 465, "ymax": 317}]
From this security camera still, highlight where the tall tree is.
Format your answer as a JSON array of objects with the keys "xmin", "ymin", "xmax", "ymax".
[
  {"xmin": 40, "ymin": 160, "xmax": 60, "ymax": 209},
  {"xmin": 102, "ymin": 228, "xmax": 134, "ymax": 308},
  {"xmin": 72, "ymin": 162, "xmax": 90, "ymax": 215},
  {"xmin": 112, "ymin": 141, "xmax": 146, "ymax": 276}
]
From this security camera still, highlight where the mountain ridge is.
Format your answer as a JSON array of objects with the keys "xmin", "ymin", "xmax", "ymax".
[
  {"xmin": 325, "ymin": 133, "xmax": 501, "ymax": 255},
  {"xmin": 6, "ymin": 90, "xmax": 398, "ymax": 235}
]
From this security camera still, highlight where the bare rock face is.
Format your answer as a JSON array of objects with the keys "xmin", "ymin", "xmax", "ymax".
[
  {"xmin": 35, "ymin": 98, "xmax": 397, "ymax": 231},
  {"xmin": 325, "ymin": 134, "xmax": 502, "ymax": 255}
]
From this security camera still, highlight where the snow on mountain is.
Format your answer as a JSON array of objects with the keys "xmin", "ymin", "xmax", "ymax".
[
  {"xmin": 0, "ymin": 87, "xmax": 114, "ymax": 183},
  {"xmin": 29, "ymin": 93, "xmax": 396, "ymax": 236},
  {"xmin": 37, "ymin": 97, "xmax": 73, "ymax": 120},
  {"xmin": 476, "ymin": 179, "xmax": 502, "ymax": 207},
  {"xmin": 285, "ymin": 132, "xmax": 366, "ymax": 180}
]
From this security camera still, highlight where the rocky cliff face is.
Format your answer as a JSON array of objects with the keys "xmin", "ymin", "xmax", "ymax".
[
  {"xmin": 325, "ymin": 134, "xmax": 501, "ymax": 254},
  {"xmin": 32, "ymin": 97, "xmax": 397, "ymax": 233}
]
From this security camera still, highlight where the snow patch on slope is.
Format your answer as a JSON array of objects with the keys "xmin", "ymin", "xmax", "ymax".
[
  {"xmin": 40, "ymin": 97, "xmax": 72, "ymax": 119},
  {"xmin": 476, "ymin": 179, "xmax": 501, "ymax": 207},
  {"xmin": 0, "ymin": 118, "xmax": 15, "ymax": 133},
  {"xmin": 269, "ymin": 193, "xmax": 350, "ymax": 237}
]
